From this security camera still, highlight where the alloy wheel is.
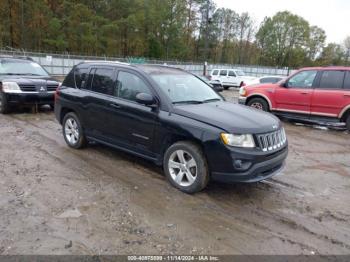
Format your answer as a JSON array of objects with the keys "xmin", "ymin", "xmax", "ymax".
[
  {"xmin": 168, "ymin": 150, "xmax": 197, "ymax": 187},
  {"xmin": 251, "ymin": 102, "xmax": 263, "ymax": 110},
  {"xmin": 64, "ymin": 117, "xmax": 80, "ymax": 145}
]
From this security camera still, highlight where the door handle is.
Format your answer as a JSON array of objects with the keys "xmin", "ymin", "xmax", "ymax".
[
  {"xmin": 344, "ymin": 94, "xmax": 350, "ymax": 97},
  {"xmin": 110, "ymin": 103, "xmax": 121, "ymax": 109},
  {"xmin": 300, "ymin": 92, "xmax": 309, "ymax": 95}
]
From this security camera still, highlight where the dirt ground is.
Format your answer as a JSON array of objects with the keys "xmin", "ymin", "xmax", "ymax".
[{"xmin": 0, "ymin": 90, "xmax": 349, "ymax": 255}]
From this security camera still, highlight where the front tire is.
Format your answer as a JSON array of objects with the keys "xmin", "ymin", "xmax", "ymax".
[
  {"xmin": 0, "ymin": 92, "xmax": 10, "ymax": 114},
  {"xmin": 62, "ymin": 112, "xmax": 87, "ymax": 149},
  {"xmin": 163, "ymin": 141, "xmax": 209, "ymax": 194},
  {"xmin": 247, "ymin": 97, "xmax": 269, "ymax": 112}
]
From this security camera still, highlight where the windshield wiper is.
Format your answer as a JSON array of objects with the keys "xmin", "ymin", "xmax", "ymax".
[
  {"xmin": 21, "ymin": 73, "xmax": 42, "ymax": 76},
  {"xmin": 203, "ymin": 98, "xmax": 222, "ymax": 103},
  {"xmin": 173, "ymin": 100, "xmax": 204, "ymax": 105}
]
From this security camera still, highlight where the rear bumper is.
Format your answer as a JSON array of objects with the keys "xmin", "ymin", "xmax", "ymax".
[
  {"xmin": 211, "ymin": 146, "xmax": 288, "ymax": 183},
  {"xmin": 5, "ymin": 92, "xmax": 54, "ymax": 105}
]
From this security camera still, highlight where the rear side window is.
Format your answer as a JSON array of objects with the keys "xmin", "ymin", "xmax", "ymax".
[
  {"xmin": 318, "ymin": 71, "xmax": 345, "ymax": 89},
  {"xmin": 344, "ymin": 72, "xmax": 350, "ymax": 90},
  {"xmin": 228, "ymin": 71, "xmax": 236, "ymax": 77},
  {"xmin": 90, "ymin": 68, "xmax": 116, "ymax": 95},
  {"xmin": 62, "ymin": 69, "xmax": 75, "ymax": 88},
  {"xmin": 212, "ymin": 70, "xmax": 219, "ymax": 76},
  {"xmin": 220, "ymin": 70, "xmax": 227, "ymax": 76},
  {"xmin": 74, "ymin": 67, "xmax": 88, "ymax": 89}
]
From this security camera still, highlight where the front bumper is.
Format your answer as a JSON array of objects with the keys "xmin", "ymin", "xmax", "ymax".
[
  {"xmin": 5, "ymin": 92, "xmax": 54, "ymax": 105},
  {"xmin": 211, "ymin": 146, "xmax": 288, "ymax": 183},
  {"xmin": 238, "ymin": 96, "xmax": 247, "ymax": 105}
]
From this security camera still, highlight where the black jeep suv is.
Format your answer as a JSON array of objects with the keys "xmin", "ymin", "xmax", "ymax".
[
  {"xmin": 0, "ymin": 57, "xmax": 60, "ymax": 113},
  {"xmin": 55, "ymin": 62, "xmax": 288, "ymax": 193}
]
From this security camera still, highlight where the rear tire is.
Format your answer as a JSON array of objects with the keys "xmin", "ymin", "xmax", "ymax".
[
  {"xmin": 62, "ymin": 112, "xmax": 87, "ymax": 149},
  {"xmin": 247, "ymin": 97, "xmax": 269, "ymax": 112},
  {"xmin": 224, "ymin": 86, "xmax": 230, "ymax": 90},
  {"xmin": 0, "ymin": 92, "xmax": 10, "ymax": 114},
  {"xmin": 346, "ymin": 114, "xmax": 350, "ymax": 132},
  {"xmin": 163, "ymin": 141, "xmax": 209, "ymax": 194}
]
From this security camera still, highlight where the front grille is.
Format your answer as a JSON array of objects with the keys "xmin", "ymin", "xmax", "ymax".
[
  {"xmin": 19, "ymin": 84, "xmax": 36, "ymax": 92},
  {"xmin": 47, "ymin": 85, "xmax": 58, "ymax": 91},
  {"xmin": 256, "ymin": 128, "xmax": 287, "ymax": 152}
]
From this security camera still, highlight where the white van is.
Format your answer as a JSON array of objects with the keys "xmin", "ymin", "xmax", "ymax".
[{"xmin": 210, "ymin": 69, "xmax": 257, "ymax": 89}]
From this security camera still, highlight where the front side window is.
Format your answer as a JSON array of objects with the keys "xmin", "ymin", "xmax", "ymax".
[
  {"xmin": 0, "ymin": 60, "xmax": 49, "ymax": 76},
  {"xmin": 220, "ymin": 70, "xmax": 227, "ymax": 76},
  {"xmin": 117, "ymin": 71, "xmax": 151, "ymax": 102},
  {"xmin": 212, "ymin": 70, "xmax": 219, "ymax": 76},
  {"xmin": 228, "ymin": 71, "xmax": 236, "ymax": 77},
  {"xmin": 318, "ymin": 70, "xmax": 345, "ymax": 89},
  {"xmin": 150, "ymin": 70, "xmax": 222, "ymax": 104},
  {"xmin": 287, "ymin": 70, "xmax": 317, "ymax": 88},
  {"xmin": 91, "ymin": 68, "xmax": 116, "ymax": 95}
]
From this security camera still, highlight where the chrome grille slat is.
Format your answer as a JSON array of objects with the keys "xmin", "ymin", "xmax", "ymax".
[{"xmin": 257, "ymin": 128, "xmax": 287, "ymax": 152}]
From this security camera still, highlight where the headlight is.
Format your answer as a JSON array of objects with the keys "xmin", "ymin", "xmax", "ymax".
[
  {"xmin": 2, "ymin": 82, "xmax": 21, "ymax": 93},
  {"xmin": 239, "ymin": 87, "xmax": 247, "ymax": 96},
  {"xmin": 221, "ymin": 133, "xmax": 255, "ymax": 148}
]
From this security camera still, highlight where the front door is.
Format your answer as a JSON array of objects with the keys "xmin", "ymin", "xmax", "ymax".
[
  {"xmin": 274, "ymin": 70, "xmax": 317, "ymax": 116},
  {"xmin": 228, "ymin": 70, "xmax": 238, "ymax": 86},
  {"xmin": 106, "ymin": 69, "xmax": 158, "ymax": 158}
]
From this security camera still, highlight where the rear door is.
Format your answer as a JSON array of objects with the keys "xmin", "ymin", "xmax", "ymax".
[
  {"xmin": 311, "ymin": 70, "xmax": 345, "ymax": 118},
  {"xmin": 82, "ymin": 66, "xmax": 119, "ymax": 140},
  {"xmin": 218, "ymin": 70, "xmax": 228, "ymax": 86},
  {"xmin": 274, "ymin": 70, "xmax": 317, "ymax": 116}
]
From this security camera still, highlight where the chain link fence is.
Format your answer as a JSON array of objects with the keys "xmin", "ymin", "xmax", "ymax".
[{"xmin": 0, "ymin": 49, "xmax": 292, "ymax": 77}]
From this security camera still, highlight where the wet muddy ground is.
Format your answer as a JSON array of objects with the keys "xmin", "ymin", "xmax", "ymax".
[{"xmin": 0, "ymin": 90, "xmax": 349, "ymax": 255}]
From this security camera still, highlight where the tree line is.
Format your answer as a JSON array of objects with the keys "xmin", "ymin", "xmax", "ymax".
[{"xmin": 0, "ymin": 0, "xmax": 349, "ymax": 68}]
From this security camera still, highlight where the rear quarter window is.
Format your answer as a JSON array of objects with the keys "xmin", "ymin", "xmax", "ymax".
[
  {"xmin": 212, "ymin": 70, "xmax": 219, "ymax": 76},
  {"xmin": 62, "ymin": 69, "xmax": 75, "ymax": 88}
]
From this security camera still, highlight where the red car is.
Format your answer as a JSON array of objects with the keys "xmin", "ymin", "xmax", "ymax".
[{"xmin": 239, "ymin": 67, "xmax": 350, "ymax": 131}]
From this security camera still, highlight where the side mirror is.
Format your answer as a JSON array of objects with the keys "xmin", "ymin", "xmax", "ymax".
[
  {"xmin": 135, "ymin": 93, "xmax": 157, "ymax": 107},
  {"xmin": 281, "ymin": 81, "xmax": 288, "ymax": 88}
]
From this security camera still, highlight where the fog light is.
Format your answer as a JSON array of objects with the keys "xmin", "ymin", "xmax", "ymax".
[{"xmin": 233, "ymin": 159, "xmax": 252, "ymax": 171}]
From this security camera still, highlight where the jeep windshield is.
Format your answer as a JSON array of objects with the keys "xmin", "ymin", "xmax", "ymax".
[
  {"xmin": 148, "ymin": 69, "xmax": 222, "ymax": 104},
  {"xmin": 0, "ymin": 60, "xmax": 49, "ymax": 76}
]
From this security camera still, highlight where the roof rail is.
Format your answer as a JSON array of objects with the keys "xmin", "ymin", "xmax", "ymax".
[
  {"xmin": 0, "ymin": 55, "xmax": 34, "ymax": 61},
  {"xmin": 83, "ymin": 60, "xmax": 130, "ymax": 66}
]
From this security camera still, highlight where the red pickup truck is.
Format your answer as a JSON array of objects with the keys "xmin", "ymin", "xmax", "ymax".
[{"xmin": 239, "ymin": 67, "xmax": 350, "ymax": 131}]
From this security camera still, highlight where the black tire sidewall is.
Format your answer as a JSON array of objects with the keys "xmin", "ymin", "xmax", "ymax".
[
  {"xmin": 248, "ymin": 98, "xmax": 269, "ymax": 111},
  {"xmin": 62, "ymin": 112, "xmax": 86, "ymax": 149},
  {"xmin": 163, "ymin": 142, "xmax": 209, "ymax": 194},
  {"xmin": 346, "ymin": 115, "xmax": 350, "ymax": 131},
  {"xmin": 0, "ymin": 92, "xmax": 9, "ymax": 114}
]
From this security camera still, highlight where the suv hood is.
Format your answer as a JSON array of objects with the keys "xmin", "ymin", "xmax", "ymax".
[
  {"xmin": 0, "ymin": 75, "xmax": 60, "ymax": 87},
  {"xmin": 173, "ymin": 101, "xmax": 281, "ymax": 134}
]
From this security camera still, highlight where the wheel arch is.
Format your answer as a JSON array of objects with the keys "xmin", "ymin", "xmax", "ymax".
[
  {"xmin": 339, "ymin": 105, "xmax": 350, "ymax": 121},
  {"xmin": 246, "ymin": 94, "xmax": 272, "ymax": 111}
]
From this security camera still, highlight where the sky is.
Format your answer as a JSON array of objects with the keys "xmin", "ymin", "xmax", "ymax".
[{"xmin": 214, "ymin": 0, "xmax": 350, "ymax": 44}]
